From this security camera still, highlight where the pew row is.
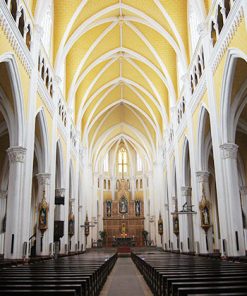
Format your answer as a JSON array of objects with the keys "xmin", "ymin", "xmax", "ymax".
[
  {"xmin": 0, "ymin": 251, "xmax": 117, "ymax": 296},
  {"xmin": 131, "ymin": 250, "xmax": 247, "ymax": 296}
]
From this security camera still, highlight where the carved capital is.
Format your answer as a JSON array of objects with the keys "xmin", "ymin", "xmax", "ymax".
[
  {"xmin": 7, "ymin": 146, "xmax": 26, "ymax": 163},
  {"xmin": 36, "ymin": 173, "xmax": 51, "ymax": 186},
  {"xmin": 181, "ymin": 186, "xmax": 192, "ymax": 197},
  {"xmin": 55, "ymin": 188, "xmax": 65, "ymax": 197},
  {"xmin": 196, "ymin": 171, "xmax": 210, "ymax": 183},
  {"xmin": 240, "ymin": 186, "xmax": 247, "ymax": 195},
  {"xmin": 0, "ymin": 190, "xmax": 7, "ymax": 199},
  {"xmin": 220, "ymin": 143, "xmax": 238, "ymax": 159}
]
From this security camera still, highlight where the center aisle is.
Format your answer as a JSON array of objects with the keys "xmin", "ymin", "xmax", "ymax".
[{"xmin": 100, "ymin": 257, "xmax": 153, "ymax": 296}]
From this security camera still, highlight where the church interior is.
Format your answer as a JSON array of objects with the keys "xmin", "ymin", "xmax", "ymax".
[{"xmin": 0, "ymin": 0, "xmax": 247, "ymax": 295}]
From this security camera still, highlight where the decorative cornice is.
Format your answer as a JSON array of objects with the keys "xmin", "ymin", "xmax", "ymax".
[
  {"xmin": 0, "ymin": 190, "xmax": 7, "ymax": 199},
  {"xmin": 36, "ymin": 173, "xmax": 51, "ymax": 186},
  {"xmin": 196, "ymin": 171, "xmax": 210, "ymax": 183},
  {"xmin": 37, "ymin": 78, "xmax": 55, "ymax": 117},
  {"xmin": 7, "ymin": 146, "xmax": 26, "ymax": 163},
  {"xmin": 240, "ymin": 186, "xmax": 247, "ymax": 195},
  {"xmin": 211, "ymin": 3, "xmax": 244, "ymax": 73},
  {"xmin": 189, "ymin": 73, "xmax": 207, "ymax": 114},
  {"xmin": 0, "ymin": 3, "xmax": 33, "ymax": 76},
  {"xmin": 220, "ymin": 143, "xmax": 238, "ymax": 159},
  {"xmin": 181, "ymin": 186, "xmax": 192, "ymax": 197}
]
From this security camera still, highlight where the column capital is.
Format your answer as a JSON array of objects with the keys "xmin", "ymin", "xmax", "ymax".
[
  {"xmin": 240, "ymin": 186, "xmax": 247, "ymax": 195},
  {"xmin": 55, "ymin": 188, "xmax": 65, "ymax": 197},
  {"xmin": 36, "ymin": 173, "xmax": 51, "ymax": 186},
  {"xmin": 181, "ymin": 186, "xmax": 192, "ymax": 197},
  {"xmin": 220, "ymin": 143, "xmax": 238, "ymax": 159},
  {"xmin": 7, "ymin": 146, "xmax": 26, "ymax": 163},
  {"xmin": 0, "ymin": 190, "xmax": 7, "ymax": 199},
  {"xmin": 196, "ymin": 171, "xmax": 210, "ymax": 183}
]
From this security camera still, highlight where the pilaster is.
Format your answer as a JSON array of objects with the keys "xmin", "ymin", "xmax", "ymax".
[
  {"xmin": 220, "ymin": 143, "xmax": 245, "ymax": 256},
  {"xmin": 4, "ymin": 146, "xmax": 26, "ymax": 259}
]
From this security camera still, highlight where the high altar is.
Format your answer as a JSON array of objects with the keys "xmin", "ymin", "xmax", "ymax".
[{"xmin": 103, "ymin": 179, "xmax": 145, "ymax": 247}]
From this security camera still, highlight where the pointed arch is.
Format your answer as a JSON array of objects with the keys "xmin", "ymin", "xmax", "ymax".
[
  {"xmin": 34, "ymin": 108, "xmax": 50, "ymax": 172},
  {"xmin": 221, "ymin": 48, "xmax": 247, "ymax": 143},
  {"xmin": 55, "ymin": 139, "xmax": 64, "ymax": 188},
  {"xmin": 0, "ymin": 53, "xmax": 25, "ymax": 146}
]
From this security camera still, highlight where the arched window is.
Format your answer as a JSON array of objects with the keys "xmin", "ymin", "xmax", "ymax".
[
  {"xmin": 18, "ymin": 9, "xmax": 25, "ymax": 36},
  {"xmin": 26, "ymin": 24, "xmax": 31, "ymax": 50},
  {"xmin": 103, "ymin": 153, "xmax": 109, "ymax": 172},
  {"xmin": 188, "ymin": 0, "xmax": 200, "ymax": 54},
  {"xmin": 137, "ymin": 153, "xmax": 142, "ymax": 171},
  {"xmin": 10, "ymin": 0, "xmax": 17, "ymax": 21},
  {"xmin": 118, "ymin": 147, "xmax": 128, "ymax": 174}
]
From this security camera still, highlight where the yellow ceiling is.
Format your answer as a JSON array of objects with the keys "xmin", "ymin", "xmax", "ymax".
[{"xmin": 51, "ymin": 1, "xmax": 192, "ymax": 163}]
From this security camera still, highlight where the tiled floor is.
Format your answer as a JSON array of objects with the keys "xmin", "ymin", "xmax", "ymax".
[{"xmin": 100, "ymin": 257, "xmax": 153, "ymax": 296}]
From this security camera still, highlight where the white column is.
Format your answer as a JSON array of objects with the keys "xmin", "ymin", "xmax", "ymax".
[
  {"xmin": 220, "ymin": 143, "xmax": 245, "ymax": 256},
  {"xmin": 240, "ymin": 186, "xmax": 247, "ymax": 251},
  {"xmin": 36, "ymin": 173, "xmax": 51, "ymax": 256},
  {"xmin": 68, "ymin": 198, "xmax": 76, "ymax": 252},
  {"xmin": 153, "ymin": 160, "xmax": 165, "ymax": 247},
  {"xmin": 21, "ymin": 24, "xmax": 43, "ymax": 259},
  {"xmin": 148, "ymin": 170, "xmax": 155, "ymax": 244},
  {"xmin": 180, "ymin": 186, "xmax": 194, "ymax": 253},
  {"xmin": 5, "ymin": 147, "xmax": 26, "ymax": 259},
  {"xmin": 196, "ymin": 171, "xmax": 213, "ymax": 254},
  {"xmin": 0, "ymin": 190, "xmax": 7, "ymax": 254},
  {"xmin": 143, "ymin": 174, "xmax": 149, "ymax": 234}
]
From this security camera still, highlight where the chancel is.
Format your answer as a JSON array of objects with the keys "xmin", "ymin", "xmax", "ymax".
[{"xmin": 0, "ymin": 0, "xmax": 247, "ymax": 295}]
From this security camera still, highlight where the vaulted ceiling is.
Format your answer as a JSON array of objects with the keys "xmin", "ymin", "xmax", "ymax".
[{"xmin": 52, "ymin": 0, "xmax": 192, "ymax": 167}]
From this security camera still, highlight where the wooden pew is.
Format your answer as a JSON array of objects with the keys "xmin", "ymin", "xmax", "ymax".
[
  {"xmin": 0, "ymin": 251, "xmax": 117, "ymax": 296},
  {"xmin": 131, "ymin": 251, "xmax": 247, "ymax": 296}
]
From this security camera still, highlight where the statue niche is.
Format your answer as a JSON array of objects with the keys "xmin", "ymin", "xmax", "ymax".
[{"xmin": 119, "ymin": 196, "xmax": 128, "ymax": 214}]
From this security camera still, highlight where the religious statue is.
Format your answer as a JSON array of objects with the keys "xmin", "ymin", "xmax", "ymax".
[
  {"xmin": 172, "ymin": 198, "xmax": 179, "ymax": 236},
  {"xmin": 119, "ymin": 196, "xmax": 128, "ymax": 214},
  {"xmin": 173, "ymin": 215, "xmax": 179, "ymax": 235},
  {"xmin": 106, "ymin": 200, "xmax": 112, "ymax": 217},
  {"xmin": 199, "ymin": 185, "xmax": 211, "ymax": 232},
  {"xmin": 135, "ymin": 200, "xmax": 141, "ymax": 216},
  {"xmin": 84, "ymin": 213, "xmax": 90, "ymax": 236},
  {"xmin": 38, "ymin": 191, "xmax": 49, "ymax": 234},
  {"xmin": 68, "ymin": 212, "xmax": 75, "ymax": 236},
  {"xmin": 121, "ymin": 223, "xmax": 126, "ymax": 235},
  {"xmin": 2, "ymin": 214, "xmax": 6, "ymax": 233},
  {"xmin": 158, "ymin": 213, "xmax": 163, "ymax": 235}
]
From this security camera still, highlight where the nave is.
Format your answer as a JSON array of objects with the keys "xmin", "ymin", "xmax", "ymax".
[
  {"xmin": 100, "ymin": 257, "xmax": 152, "ymax": 296},
  {"xmin": 1, "ymin": 248, "xmax": 247, "ymax": 295}
]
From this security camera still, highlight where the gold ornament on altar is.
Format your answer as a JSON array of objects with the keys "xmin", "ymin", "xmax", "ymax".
[
  {"xmin": 38, "ymin": 191, "xmax": 49, "ymax": 234},
  {"xmin": 199, "ymin": 185, "xmax": 211, "ymax": 232},
  {"xmin": 84, "ymin": 213, "xmax": 90, "ymax": 236},
  {"xmin": 158, "ymin": 213, "xmax": 163, "ymax": 235}
]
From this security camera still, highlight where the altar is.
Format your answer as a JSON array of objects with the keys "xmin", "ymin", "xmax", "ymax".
[
  {"xmin": 103, "ymin": 179, "xmax": 145, "ymax": 247},
  {"xmin": 112, "ymin": 237, "xmax": 136, "ymax": 247}
]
